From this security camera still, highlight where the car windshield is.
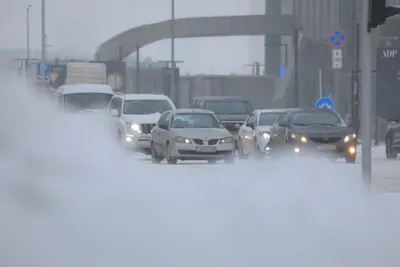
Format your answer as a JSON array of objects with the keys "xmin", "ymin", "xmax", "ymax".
[
  {"xmin": 292, "ymin": 110, "xmax": 344, "ymax": 125},
  {"xmin": 63, "ymin": 93, "xmax": 113, "ymax": 112},
  {"xmin": 205, "ymin": 100, "xmax": 252, "ymax": 114},
  {"xmin": 170, "ymin": 113, "xmax": 223, "ymax": 128},
  {"xmin": 123, "ymin": 99, "xmax": 173, "ymax": 114},
  {"xmin": 258, "ymin": 112, "xmax": 282, "ymax": 126}
]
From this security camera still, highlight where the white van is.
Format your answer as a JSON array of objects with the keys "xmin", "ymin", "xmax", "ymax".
[{"xmin": 54, "ymin": 84, "xmax": 114, "ymax": 113}]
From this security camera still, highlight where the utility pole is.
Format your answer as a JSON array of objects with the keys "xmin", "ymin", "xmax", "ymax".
[
  {"xmin": 293, "ymin": 28, "xmax": 299, "ymax": 107},
  {"xmin": 26, "ymin": 5, "xmax": 31, "ymax": 75},
  {"xmin": 360, "ymin": 0, "xmax": 372, "ymax": 185},
  {"xmin": 352, "ymin": 23, "xmax": 360, "ymax": 134},
  {"xmin": 170, "ymin": 0, "xmax": 176, "ymax": 103},
  {"xmin": 41, "ymin": 0, "xmax": 46, "ymax": 83},
  {"xmin": 136, "ymin": 44, "xmax": 140, "ymax": 93}
]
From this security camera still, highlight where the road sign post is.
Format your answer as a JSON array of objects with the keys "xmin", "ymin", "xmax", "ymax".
[
  {"xmin": 326, "ymin": 87, "xmax": 332, "ymax": 98},
  {"xmin": 328, "ymin": 28, "xmax": 346, "ymax": 70},
  {"xmin": 360, "ymin": 0, "xmax": 372, "ymax": 186},
  {"xmin": 315, "ymin": 97, "xmax": 335, "ymax": 110}
]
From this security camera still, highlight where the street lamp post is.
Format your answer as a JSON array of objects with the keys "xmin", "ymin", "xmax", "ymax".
[
  {"xmin": 41, "ymin": 0, "xmax": 46, "ymax": 82},
  {"xmin": 26, "ymin": 5, "xmax": 31, "ymax": 75},
  {"xmin": 170, "ymin": 0, "xmax": 175, "ymax": 103}
]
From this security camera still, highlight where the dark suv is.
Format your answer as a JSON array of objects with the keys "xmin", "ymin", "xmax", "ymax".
[{"xmin": 191, "ymin": 96, "xmax": 254, "ymax": 136}]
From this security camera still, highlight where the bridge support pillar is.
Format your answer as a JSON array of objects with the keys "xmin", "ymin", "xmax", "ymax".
[{"xmin": 264, "ymin": 0, "xmax": 281, "ymax": 77}]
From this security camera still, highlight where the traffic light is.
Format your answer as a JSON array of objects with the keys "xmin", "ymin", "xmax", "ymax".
[{"xmin": 368, "ymin": 0, "xmax": 400, "ymax": 32}]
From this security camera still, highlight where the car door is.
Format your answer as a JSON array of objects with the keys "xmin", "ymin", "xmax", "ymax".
[
  {"xmin": 107, "ymin": 97, "xmax": 123, "ymax": 134},
  {"xmin": 271, "ymin": 111, "xmax": 290, "ymax": 147},
  {"xmin": 240, "ymin": 112, "xmax": 257, "ymax": 152},
  {"xmin": 153, "ymin": 111, "xmax": 171, "ymax": 154}
]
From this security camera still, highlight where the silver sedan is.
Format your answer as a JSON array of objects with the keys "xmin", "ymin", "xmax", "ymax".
[
  {"xmin": 238, "ymin": 109, "xmax": 284, "ymax": 158},
  {"xmin": 151, "ymin": 109, "xmax": 236, "ymax": 164}
]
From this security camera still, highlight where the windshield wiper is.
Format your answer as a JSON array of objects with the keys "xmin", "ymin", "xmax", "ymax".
[
  {"xmin": 308, "ymin": 122, "xmax": 336, "ymax": 126},
  {"xmin": 292, "ymin": 122, "xmax": 310, "ymax": 126}
]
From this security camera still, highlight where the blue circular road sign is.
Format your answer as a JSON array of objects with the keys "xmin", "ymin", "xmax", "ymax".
[
  {"xmin": 328, "ymin": 28, "xmax": 346, "ymax": 48},
  {"xmin": 315, "ymin": 97, "xmax": 335, "ymax": 110}
]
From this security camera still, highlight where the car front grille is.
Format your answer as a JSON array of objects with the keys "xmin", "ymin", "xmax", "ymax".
[
  {"xmin": 192, "ymin": 138, "xmax": 219, "ymax": 145},
  {"xmin": 140, "ymin": 123, "xmax": 156, "ymax": 134},
  {"xmin": 310, "ymin": 137, "xmax": 342, "ymax": 144},
  {"xmin": 193, "ymin": 139, "xmax": 203, "ymax": 145},
  {"xmin": 208, "ymin": 139, "xmax": 219, "ymax": 145},
  {"xmin": 222, "ymin": 122, "xmax": 244, "ymax": 133}
]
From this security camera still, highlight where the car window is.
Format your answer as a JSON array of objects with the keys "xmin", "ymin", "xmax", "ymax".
[
  {"xmin": 170, "ymin": 113, "xmax": 223, "ymax": 129},
  {"xmin": 258, "ymin": 112, "xmax": 282, "ymax": 126},
  {"xmin": 123, "ymin": 99, "xmax": 173, "ymax": 115},
  {"xmin": 204, "ymin": 100, "xmax": 253, "ymax": 114},
  {"xmin": 109, "ymin": 97, "xmax": 122, "ymax": 115},
  {"xmin": 292, "ymin": 110, "xmax": 345, "ymax": 125},
  {"xmin": 278, "ymin": 112, "xmax": 290, "ymax": 125},
  {"xmin": 157, "ymin": 111, "xmax": 170, "ymax": 125},
  {"xmin": 63, "ymin": 93, "xmax": 113, "ymax": 112},
  {"xmin": 246, "ymin": 113, "xmax": 254, "ymax": 124}
]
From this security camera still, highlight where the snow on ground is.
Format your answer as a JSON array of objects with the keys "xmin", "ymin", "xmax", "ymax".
[{"xmin": 1, "ymin": 78, "xmax": 400, "ymax": 266}]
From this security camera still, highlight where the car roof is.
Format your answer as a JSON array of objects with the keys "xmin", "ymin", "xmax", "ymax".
[
  {"xmin": 118, "ymin": 93, "xmax": 172, "ymax": 101},
  {"xmin": 192, "ymin": 96, "xmax": 246, "ymax": 101},
  {"xmin": 287, "ymin": 107, "xmax": 337, "ymax": 113},
  {"xmin": 58, "ymin": 84, "xmax": 114, "ymax": 95},
  {"xmin": 172, "ymin": 109, "xmax": 214, "ymax": 114},
  {"xmin": 258, "ymin": 109, "xmax": 285, "ymax": 113}
]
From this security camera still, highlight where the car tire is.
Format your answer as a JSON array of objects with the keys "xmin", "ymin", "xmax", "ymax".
[
  {"xmin": 224, "ymin": 153, "xmax": 235, "ymax": 164},
  {"xmin": 238, "ymin": 138, "xmax": 248, "ymax": 159},
  {"xmin": 386, "ymin": 137, "xmax": 398, "ymax": 159},
  {"xmin": 166, "ymin": 143, "xmax": 177, "ymax": 165},
  {"xmin": 151, "ymin": 143, "xmax": 161, "ymax": 164},
  {"xmin": 345, "ymin": 156, "xmax": 356, "ymax": 164},
  {"xmin": 253, "ymin": 138, "xmax": 264, "ymax": 159}
]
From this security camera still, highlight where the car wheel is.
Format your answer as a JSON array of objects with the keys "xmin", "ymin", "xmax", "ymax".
[
  {"xmin": 253, "ymin": 138, "xmax": 264, "ymax": 160},
  {"xmin": 166, "ymin": 143, "xmax": 177, "ymax": 164},
  {"xmin": 224, "ymin": 153, "xmax": 235, "ymax": 164},
  {"xmin": 345, "ymin": 156, "xmax": 356, "ymax": 164},
  {"xmin": 386, "ymin": 137, "xmax": 398, "ymax": 159},
  {"xmin": 238, "ymin": 138, "xmax": 248, "ymax": 159},
  {"xmin": 151, "ymin": 143, "xmax": 161, "ymax": 164}
]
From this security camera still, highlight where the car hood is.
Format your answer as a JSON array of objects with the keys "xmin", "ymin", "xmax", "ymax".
[
  {"xmin": 291, "ymin": 124, "xmax": 354, "ymax": 136},
  {"xmin": 122, "ymin": 113, "xmax": 161, "ymax": 124},
  {"xmin": 214, "ymin": 114, "xmax": 249, "ymax": 122},
  {"xmin": 170, "ymin": 128, "xmax": 231, "ymax": 139}
]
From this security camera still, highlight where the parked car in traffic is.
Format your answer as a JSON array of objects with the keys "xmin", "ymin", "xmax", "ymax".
[
  {"xmin": 150, "ymin": 109, "xmax": 236, "ymax": 164},
  {"xmin": 269, "ymin": 107, "xmax": 357, "ymax": 163}
]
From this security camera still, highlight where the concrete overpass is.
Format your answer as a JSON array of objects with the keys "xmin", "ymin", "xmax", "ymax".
[{"xmin": 95, "ymin": 14, "xmax": 295, "ymax": 61}]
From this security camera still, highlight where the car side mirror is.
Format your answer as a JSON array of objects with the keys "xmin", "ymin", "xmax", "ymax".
[
  {"xmin": 246, "ymin": 122, "xmax": 254, "ymax": 129},
  {"xmin": 159, "ymin": 124, "xmax": 168, "ymax": 130},
  {"xmin": 110, "ymin": 109, "xmax": 119, "ymax": 117}
]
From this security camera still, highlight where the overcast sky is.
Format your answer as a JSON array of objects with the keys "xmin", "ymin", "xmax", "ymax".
[{"xmin": 1, "ymin": 0, "xmax": 266, "ymax": 74}]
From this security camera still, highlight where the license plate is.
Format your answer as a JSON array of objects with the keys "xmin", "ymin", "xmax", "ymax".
[
  {"xmin": 317, "ymin": 144, "xmax": 336, "ymax": 150},
  {"xmin": 195, "ymin": 146, "xmax": 216, "ymax": 153}
]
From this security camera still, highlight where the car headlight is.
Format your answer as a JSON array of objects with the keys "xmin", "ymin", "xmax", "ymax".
[
  {"xmin": 290, "ymin": 133, "xmax": 307, "ymax": 143},
  {"xmin": 220, "ymin": 137, "xmax": 235, "ymax": 143},
  {"xmin": 259, "ymin": 132, "xmax": 270, "ymax": 139},
  {"xmin": 126, "ymin": 122, "xmax": 141, "ymax": 133},
  {"xmin": 174, "ymin": 136, "xmax": 192, "ymax": 144},
  {"xmin": 344, "ymin": 133, "xmax": 356, "ymax": 142}
]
